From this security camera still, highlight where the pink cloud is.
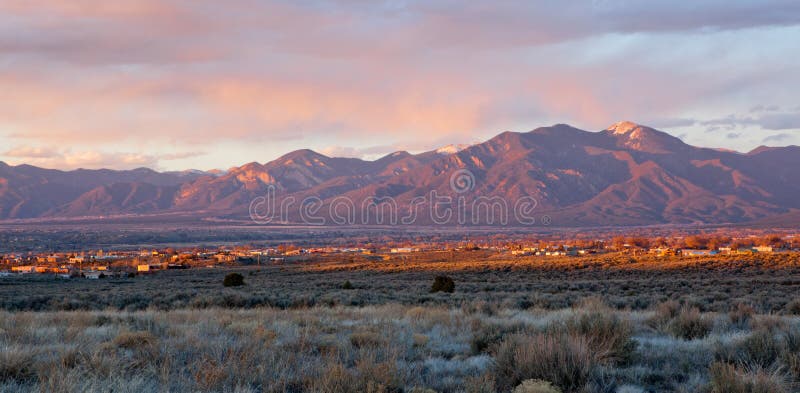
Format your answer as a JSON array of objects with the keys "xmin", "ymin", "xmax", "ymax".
[{"xmin": 0, "ymin": 1, "xmax": 799, "ymax": 170}]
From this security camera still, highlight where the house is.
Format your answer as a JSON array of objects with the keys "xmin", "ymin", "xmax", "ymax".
[
  {"xmin": 214, "ymin": 253, "xmax": 236, "ymax": 263},
  {"xmin": 84, "ymin": 271, "xmax": 103, "ymax": 279},
  {"xmin": 681, "ymin": 249, "xmax": 718, "ymax": 257},
  {"xmin": 390, "ymin": 247, "xmax": 419, "ymax": 253},
  {"xmin": 11, "ymin": 265, "xmax": 35, "ymax": 273},
  {"xmin": 69, "ymin": 256, "xmax": 85, "ymax": 264},
  {"xmin": 137, "ymin": 264, "xmax": 151, "ymax": 272},
  {"xmin": 754, "ymin": 246, "xmax": 774, "ymax": 253}
]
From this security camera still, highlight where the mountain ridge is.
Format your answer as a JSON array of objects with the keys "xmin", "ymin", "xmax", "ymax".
[{"xmin": 2, "ymin": 122, "xmax": 799, "ymax": 226}]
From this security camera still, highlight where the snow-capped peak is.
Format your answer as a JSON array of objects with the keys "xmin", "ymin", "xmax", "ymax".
[
  {"xmin": 606, "ymin": 121, "xmax": 642, "ymax": 136},
  {"xmin": 435, "ymin": 144, "xmax": 470, "ymax": 155}
]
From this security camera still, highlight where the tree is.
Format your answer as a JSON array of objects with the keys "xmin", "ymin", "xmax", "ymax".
[
  {"xmin": 430, "ymin": 275, "xmax": 455, "ymax": 293},
  {"xmin": 223, "ymin": 273, "xmax": 245, "ymax": 287}
]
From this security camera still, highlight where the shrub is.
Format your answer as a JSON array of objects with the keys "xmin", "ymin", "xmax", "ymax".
[
  {"xmin": 708, "ymin": 362, "xmax": 789, "ymax": 393},
  {"xmin": 729, "ymin": 303, "xmax": 756, "ymax": 329},
  {"xmin": 465, "ymin": 374, "xmax": 496, "ymax": 393},
  {"xmin": 784, "ymin": 299, "xmax": 800, "ymax": 315},
  {"xmin": 313, "ymin": 363, "xmax": 356, "ymax": 393},
  {"xmin": 650, "ymin": 300, "xmax": 681, "ymax": 328},
  {"xmin": 342, "ymin": 280, "xmax": 354, "ymax": 290},
  {"xmin": 781, "ymin": 329, "xmax": 800, "ymax": 379},
  {"xmin": 740, "ymin": 328, "xmax": 782, "ymax": 368},
  {"xmin": 412, "ymin": 333, "xmax": 428, "ymax": 348},
  {"xmin": 112, "ymin": 330, "xmax": 158, "ymax": 349},
  {"xmin": 223, "ymin": 273, "xmax": 244, "ymax": 287},
  {"xmin": 349, "ymin": 331, "xmax": 385, "ymax": 348},
  {"xmin": 558, "ymin": 310, "xmax": 637, "ymax": 365},
  {"xmin": 0, "ymin": 348, "xmax": 36, "ymax": 383},
  {"xmin": 668, "ymin": 306, "xmax": 713, "ymax": 340},
  {"xmin": 494, "ymin": 333, "xmax": 598, "ymax": 393},
  {"xmin": 430, "ymin": 275, "xmax": 455, "ymax": 293},
  {"xmin": 513, "ymin": 379, "xmax": 563, "ymax": 393}
]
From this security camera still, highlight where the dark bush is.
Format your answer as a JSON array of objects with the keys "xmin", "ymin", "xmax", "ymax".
[
  {"xmin": 342, "ymin": 280, "xmax": 354, "ymax": 290},
  {"xmin": 223, "ymin": 273, "xmax": 245, "ymax": 287},
  {"xmin": 430, "ymin": 275, "xmax": 455, "ymax": 293}
]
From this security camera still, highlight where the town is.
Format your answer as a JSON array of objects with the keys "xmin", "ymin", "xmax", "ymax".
[{"xmin": 2, "ymin": 232, "xmax": 797, "ymax": 279}]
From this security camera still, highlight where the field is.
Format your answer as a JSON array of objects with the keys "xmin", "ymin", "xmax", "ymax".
[
  {"xmin": 2, "ymin": 251, "xmax": 800, "ymax": 392},
  {"xmin": 2, "ymin": 251, "xmax": 800, "ymax": 313}
]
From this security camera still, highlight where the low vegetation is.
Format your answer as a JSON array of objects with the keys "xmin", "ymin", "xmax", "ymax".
[
  {"xmin": 2, "ymin": 251, "xmax": 800, "ymax": 391},
  {"xmin": 3, "ymin": 252, "xmax": 800, "ymax": 313},
  {"xmin": 0, "ymin": 300, "xmax": 798, "ymax": 392}
]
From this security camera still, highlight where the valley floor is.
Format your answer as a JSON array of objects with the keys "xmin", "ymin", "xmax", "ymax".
[{"xmin": 2, "ymin": 252, "xmax": 800, "ymax": 392}]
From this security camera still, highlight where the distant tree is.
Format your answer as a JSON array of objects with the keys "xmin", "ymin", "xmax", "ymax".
[
  {"xmin": 683, "ymin": 235, "xmax": 708, "ymax": 249},
  {"xmin": 223, "ymin": 273, "xmax": 245, "ymax": 287},
  {"xmin": 731, "ymin": 238, "xmax": 754, "ymax": 250},
  {"xmin": 759, "ymin": 234, "xmax": 784, "ymax": 247},
  {"xmin": 430, "ymin": 275, "xmax": 455, "ymax": 293}
]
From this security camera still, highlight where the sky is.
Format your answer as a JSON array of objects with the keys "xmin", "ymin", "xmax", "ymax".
[{"xmin": 1, "ymin": 0, "xmax": 800, "ymax": 171}]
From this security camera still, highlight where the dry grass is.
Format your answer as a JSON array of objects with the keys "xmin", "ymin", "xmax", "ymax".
[
  {"xmin": 0, "ymin": 304, "xmax": 797, "ymax": 392},
  {"xmin": 708, "ymin": 362, "xmax": 791, "ymax": 393},
  {"xmin": 2, "ymin": 251, "xmax": 800, "ymax": 392}
]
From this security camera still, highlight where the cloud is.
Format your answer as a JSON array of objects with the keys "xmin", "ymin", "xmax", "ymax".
[
  {"xmin": 161, "ymin": 151, "xmax": 207, "ymax": 160},
  {"xmin": 756, "ymin": 113, "xmax": 800, "ymax": 130},
  {"xmin": 700, "ymin": 109, "xmax": 800, "ymax": 132},
  {"xmin": 0, "ymin": 145, "xmax": 207, "ymax": 170},
  {"xmin": 1, "ymin": 1, "xmax": 800, "ymax": 169},
  {"xmin": 319, "ymin": 146, "xmax": 364, "ymax": 158},
  {"xmin": 3, "ymin": 146, "xmax": 58, "ymax": 158},
  {"xmin": 762, "ymin": 133, "xmax": 793, "ymax": 143},
  {"xmin": 647, "ymin": 118, "xmax": 698, "ymax": 129}
]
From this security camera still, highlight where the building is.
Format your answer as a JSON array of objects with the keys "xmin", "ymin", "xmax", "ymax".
[
  {"xmin": 137, "ymin": 264, "xmax": 151, "ymax": 272},
  {"xmin": 681, "ymin": 249, "xmax": 719, "ymax": 257},
  {"xmin": 69, "ymin": 256, "xmax": 85, "ymax": 264},
  {"xmin": 754, "ymin": 246, "xmax": 774, "ymax": 253},
  {"xmin": 11, "ymin": 265, "xmax": 35, "ymax": 273},
  {"xmin": 390, "ymin": 247, "xmax": 420, "ymax": 253}
]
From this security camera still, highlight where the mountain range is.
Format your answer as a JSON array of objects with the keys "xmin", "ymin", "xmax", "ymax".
[{"xmin": 2, "ymin": 121, "xmax": 799, "ymax": 227}]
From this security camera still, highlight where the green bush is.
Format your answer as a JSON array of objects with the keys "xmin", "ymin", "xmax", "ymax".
[
  {"xmin": 223, "ymin": 273, "xmax": 245, "ymax": 287},
  {"xmin": 342, "ymin": 280, "xmax": 354, "ymax": 290},
  {"xmin": 430, "ymin": 275, "xmax": 455, "ymax": 293}
]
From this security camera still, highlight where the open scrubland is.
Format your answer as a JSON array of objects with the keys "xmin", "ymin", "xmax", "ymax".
[
  {"xmin": 2, "ymin": 302, "xmax": 800, "ymax": 392},
  {"xmin": 2, "ymin": 251, "xmax": 800, "ymax": 313},
  {"xmin": 2, "ymin": 251, "xmax": 800, "ymax": 392}
]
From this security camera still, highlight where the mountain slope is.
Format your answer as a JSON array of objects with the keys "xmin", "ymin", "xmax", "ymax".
[{"xmin": 1, "ymin": 121, "xmax": 798, "ymax": 226}]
